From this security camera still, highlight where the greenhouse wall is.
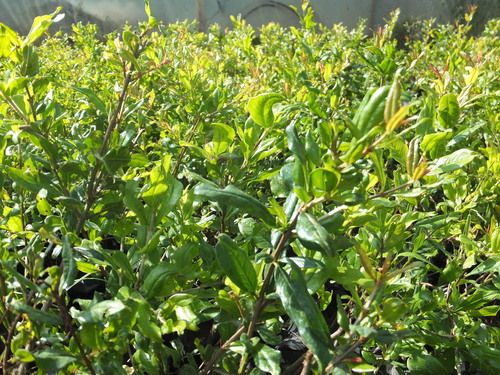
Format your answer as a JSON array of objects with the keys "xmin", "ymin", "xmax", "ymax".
[{"xmin": 0, "ymin": 0, "xmax": 498, "ymax": 34}]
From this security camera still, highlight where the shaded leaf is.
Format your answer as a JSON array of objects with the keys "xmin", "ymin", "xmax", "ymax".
[
  {"xmin": 216, "ymin": 234, "xmax": 257, "ymax": 293},
  {"xmin": 33, "ymin": 349, "xmax": 76, "ymax": 373},
  {"xmin": 59, "ymin": 234, "xmax": 77, "ymax": 294},
  {"xmin": 9, "ymin": 300, "xmax": 62, "ymax": 325},
  {"xmin": 141, "ymin": 263, "xmax": 176, "ymax": 298},
  {"xmin": 408, "ymin": 354, "xmax": 448, "ymax": 375}
]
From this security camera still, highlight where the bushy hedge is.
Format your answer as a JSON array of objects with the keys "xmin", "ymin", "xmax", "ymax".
[{"xmin": 0, "ymin": 3, "xmax": 499, "ymax": 374}]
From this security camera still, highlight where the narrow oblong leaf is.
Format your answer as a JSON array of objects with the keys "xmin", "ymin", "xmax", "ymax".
[
  {"xmin": 386, "ymin": 105, "xmax": 410, "ymax": 132},
  {"xmin": 275, "ymin": 263, "xmax": 333, "ymax": 370},
  {"xmin": 33, "ymin": 349, "xmax": 77, "ymax": 373},
  {"xmin": 72, "ymin": 86, "xmax": 107, "ymax": 114},
  {"xmin": 286, "ymin": 123, "xmax": 307, "ymax": 164},
  {"xmin": 296, "ymin": 212, "xmax": 333, "ymax": 256},
  {"xmin": 467, "ymin": 256, "xmax": 500, "ymax": 276},
  {"xmin": 59, "ymin": 235, "xmax": 77, "ymax": 294},
  {"xmin": 216, "ymin": 234, "xmax": 257, "ymax": 293},
  {"xmin": 23, "ymin": 7, "xmax": 64, "ymax": 46},
  {"xmin": 144, "ymin": 0, "xmax": 158, "ymax": 26},
  {"xmin": 428, "ymin": 148, "xmax": 476, "ymax": 175},
  {"xmin": 194, "ymin": 183, "xmax": 274, "ymax": 226},
  {"xmin": 123, "ymin": 180, "xmax": 147, "ymax": 225},
  {"xmin": 247, "ymin": 93, "xmax": 283, "ymax": 127},
  {"xmin": 9, "ymin": 301, "xmax": 62, "ymax": 325}
]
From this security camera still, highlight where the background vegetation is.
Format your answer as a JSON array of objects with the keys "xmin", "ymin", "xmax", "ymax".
[{"xmin": 0, "ymin": 2, "xmax": 499, "ymax": 374}]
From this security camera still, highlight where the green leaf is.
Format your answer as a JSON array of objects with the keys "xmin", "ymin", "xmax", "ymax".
[
  {"xmin": 144, "ymin": 0, "xmax": 158, "ymax": 27},
  {"xmin": 141, "ymin": 263, "xmax": 176, "ymax": 298},
  {"xmin": 467, "ymin": 256, "xmax": 500, "ymax": 276},
  {"xmin": 246, "ymin": 93, "xmax": 283, "ymax": 127},
  {"xmin": 208, "ymin": 122, "xmax": 235, "ymax": 155},
  {"xmin": 408, "ymin": 354, "xmax": 448, "ymax": 375},
  {"xmin": 428, "ymin": 148, "xmax": 476, "ymax": 175},
  {"xmin": 296, "ymin": 212, "xmax": 333, "ymax": 255},
  {"xmin": 7, "ymin": 215, "xmax": 23, "ymax": 232},
  {"xmin": 438, "ymin": 93, "xmax": 459, "ymax": 128},
  {"xmin": 23, "ymin": 7, "xmax": 64, "ymax": 46},
  {"xmin": 137, "ymin": 303, "xmax": 162, "ymax": 341},
  {"xmin": 72, "ymin": 86, "xmax": 107, "ymax": 114},
  {"xmin": 194, "ymin": 183, "xmax": 274, "ymax": 226},
  {"xmin": 0, "ymin": 23, "xmax": 20, "ymax": 58},
  {"xmin": 9, "ymin": 300, "xmax": 62, "ymax": 325},
  {"xmin": 286, "ymin": 123, "xmax": 307, "ymax": 164},
  {"xmin": 7, "ymin": 167, "xmax": 40, "ymax": 193},
  {"xmin": 216, "ymin": 234, "xmax": 257, "ymax": 293},
  {"xmin": 275, "ymin": 263, "xmax": 333, "ymax": 370},
  {"xmin": 59, "ymin": 235, "xmax": 77, "ymax": 294},
  {"xmin": 254, "ymin": 343, "xmax": 281, "ymax": 375},
  {"xmin": 305, "ymin": 131, "xmax": 321, "ymax": 166},
  {"xmin": 421, "ymin": 131, "xmax": 452, "ymax": 159},
  {"xmin": 352, "ymin": 364, "xmax": 377, "ymax": 373},
  {"xmin": 380, "ymin": 297, "xmax": 407, "ymax": 322},
  {"xmin": 103, "ymin": 147, "xmax": 131, "ymax": 173},
  {"xmin": 134, "ymin": 349, "xmax": 160, "ymax": 375},
  {"xmin": 309, "ymin": 168, "xmax": 340, "ymax": 197},
  {"xmin": 103, "ymin": 251, "xmax": 135, "ymax": 283},
  {"xmin": 124, "ymin": 180, "xmax": 147, "ymax": 225},
  {"xmin": 33, "ymin": 349, "xmax": 77, "ymax": 373},
  {"xmin": 15, "ymin": 349, "xmax": 35, "ymax": 363},
  {"xmin": 157, "ymin": 175, "xmax": 183, "ymax": 220}
]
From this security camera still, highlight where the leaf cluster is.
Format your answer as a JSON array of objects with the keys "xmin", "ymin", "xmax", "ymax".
[{"xmin": 0, "ymin": 4, "xmax": 499, "ymax": 374}]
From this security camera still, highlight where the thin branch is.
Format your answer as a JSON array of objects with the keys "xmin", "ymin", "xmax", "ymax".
[
  {"xmin": 2, "ymin": 312, "xmax": 22, "ymax": 372},
  {"xmin": 171, "ymin": 116, "xmax": 202, "ymax": 177},
  {"xmin": 324, "ymin": 337, "xmax": 367, "ymax": 373},
  {"xmin": 54, "ymin": 292, "xmax": 96, "ymax": 375},
  {"xmin": 368, "ymin": 181, "xmax": 413, "ymax": 199},
  {"xmin": 300, "ymin": 351, "xmax": 314, "ymax": 375},
  {"xmin": 199, "ymin": 325, "xmax": 246, "ymax": 375}
]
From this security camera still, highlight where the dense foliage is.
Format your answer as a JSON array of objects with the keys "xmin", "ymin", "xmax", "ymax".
[{"xmin": 0, "ymin": 3, "xmax": 499, "ymax": 374}]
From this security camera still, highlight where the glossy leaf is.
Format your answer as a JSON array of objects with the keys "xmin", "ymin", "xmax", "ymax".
[
  {"xmin": 247, "ymin": 93, "xmax": 283, "ymax": 127},
  {"xmin": 194, "ymin": 183, "xmax": 274, "ymax": 226},
  {"xmin": 59, "ymin": 235, "xmax": 77, "ymax": 294},
  {"xmin": 296, "ymin": 212, "xmax": 333, "ymax": 256},
  {"xmin": 254, "ymin": 343, "xmax": 281, "ymax": 375},
  {"xmin": 275, "ymin": 263, "xmax": 333, "ymax": 370},
  {"xmin": 428, "ymin": 148, "xmax": 476, "ymax": 175},
  {"xmin": 216, "ymin": 234, "xmax": 257, "ymax": 293},
  {"xmin": 286, "ymin": 123, "xmax": 307, "ymax": 163}
]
